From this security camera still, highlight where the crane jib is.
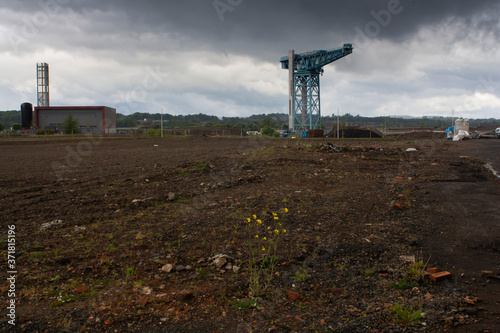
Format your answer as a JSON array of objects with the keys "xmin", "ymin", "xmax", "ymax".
[{"xmin": 280, "ymin": 44, "xmax": 353, "ymax": 71}]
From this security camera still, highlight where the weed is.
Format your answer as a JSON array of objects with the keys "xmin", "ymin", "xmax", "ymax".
[
  {"xmin": 50, "ymin": 275, "xmax": 61, "ymax": 283},
  {"xmin": 133, "ymin": 280, "xmax": 144, "ymax": 288},
  {"xmin": 245, "ymin": 208, "xmax": 288, "ymax": 297},
  {"xmin": 390, "ymin": 278, "xmax": 418, "ymax": 290},
  {"xmin": 294, "ymin": 265, "xmax": 308, "ymax": 283},
  {"xmin": 407, "ymin": 260, "xmax": 425, "ymax": 279},
  {"xmin": 107, "ymin": 243, "xmax": 118, "ymax": 253},
  {"xmin": 194, "ymin": 163, "xmax": 210, "ymax": 170},
  {"xmin": 391, "ymin": 303, "xmax": 423, "ymax": 324},
  {"xmin": 51, "ymin": 290, "xmax": 96, "ymax": 307},
  {"xmin": 230, "ymin": 297, "xmax": 262, "ymax": 310},
  {"xmin": 28, "ymin": 251, "xmax": 46, "ymax": 260},
  {"xmin": 197, "ymin": 267, "xmax": 210, "ymax": 279},
  {"xmin": 125, "ymin": 266, "xmax": 138, "ymax": 279},
  {"xmin": 334, "ymin": 262, "xmax": 346, "ymax": 271}
]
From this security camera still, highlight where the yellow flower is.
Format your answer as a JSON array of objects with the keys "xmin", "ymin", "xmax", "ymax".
[
  {"xmin": 274, "ymin": 216, "xmax": 279, "ymax": 220},
  {"xmin": 267, "ymin": 226, "xmax": 271, "ymax": 230},
  {"xmin": 246, "ymin": 218, "xmax": 251, "ymax": 223},
  {"xmin": 283, "ymin": 229, "xmax": 287, "ymax": 233},
  {"xmin": 272, "ymin": 212, "xmax": 278, "ymax": 216},
  {"xmin": 252, "ymin": 214, "xmax": 257, "ymax": 220},
  {"xmin": 262, "ymin": 246, "xmax": 265, "ymax": 251},
  {"xmin": 257, "ymin": 219, "xmax": 262, "ymax": 225},
  {"xmin": 274, "ymin": 229, "xmax": 279, "ymax": 235},
  {"xmin": 255, "ymin": 235, "xmax": 259, "ymax": 239},
  {"xmin": 283, "ymin": 208, "xmax": 289, "ymax": 213},
  {"xmin": 263, "ymin": 237, "xmax": 267, "ymax": 240}
]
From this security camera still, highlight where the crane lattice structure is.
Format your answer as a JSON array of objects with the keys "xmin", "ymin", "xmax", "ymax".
[{"xmin": 280, "ymin": 44, "xmax": 353, "ymax": 133}]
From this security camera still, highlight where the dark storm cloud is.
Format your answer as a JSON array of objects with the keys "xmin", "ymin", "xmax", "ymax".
[
  {"xmin": 7, "ymin": 0, "xmax": 499, "ymax": 59},
  {"xmin": 2, "ymin": 0, "xmax": 499, "ymax": 117}
]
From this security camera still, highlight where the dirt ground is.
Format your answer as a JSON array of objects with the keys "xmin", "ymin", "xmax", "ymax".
[{"xmin": 0, "ymin": 134, "xmax": 499, "ymax": 332}]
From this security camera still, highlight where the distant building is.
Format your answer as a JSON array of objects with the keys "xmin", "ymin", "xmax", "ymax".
[{"xmin": 34, "ymin": 106, "xmax": 116, "ymax": 134}]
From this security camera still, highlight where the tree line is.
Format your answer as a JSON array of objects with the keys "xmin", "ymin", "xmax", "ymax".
[{"xmin": 1, "ymin": 109, "xmax": 499, "ymax": 132}]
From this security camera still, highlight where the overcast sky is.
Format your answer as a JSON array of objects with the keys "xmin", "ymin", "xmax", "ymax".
[{"xmin": 1, "ymin": 0, "xmax": 500, "ymax": 119}]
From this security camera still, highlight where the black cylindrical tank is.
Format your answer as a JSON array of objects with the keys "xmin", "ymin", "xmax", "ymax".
[{"xmin": 21, "ymin": 103, "xmax": 33, "ymax": 128}]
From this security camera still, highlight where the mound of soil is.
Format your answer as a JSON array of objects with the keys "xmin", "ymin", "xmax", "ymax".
[{"xmin": 326, "ymin": 127, "xmax": 382, "ymax": 138}]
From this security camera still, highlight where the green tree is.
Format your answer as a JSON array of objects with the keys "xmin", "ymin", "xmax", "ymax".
[
  {"xmin": 262, "ymin": 116, "xmax": 276, "ymax": 128},
  {"xmin": 12, "ymin": 123, "xmax": 22, "ymax": 131},
  {"xmin": 62, "ymin": 114, "xmax": 79, "ymax": 134},
  {"xmin": 125, "ymin": 116, "xmax": 137, "ymax": 128},
  {"xmin": 262, "ymin": 125, "xmax": 276, "ymax": 136},
  {"xmin": 0, "ymin": 122, "xmax": 4, "ymax": 131}
]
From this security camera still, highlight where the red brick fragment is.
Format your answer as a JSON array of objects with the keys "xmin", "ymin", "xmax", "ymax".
[
  {"xmin": 287, "ymin": 290, "xmax": 303, "ymax": 302},
  {"xmin": 75, "ymin": 286, "xmax": 88, "ymax": 294},
  {"xmin": 427, "ymin": 267, "xmax": 438, "ymax": 274},
  {"xmin": 431, "ymin": 271, "xmax": 452, "ymax": 282},
  {"xmin": 393, "ymin": 202, "xmax": 403, "ymax": 210}
]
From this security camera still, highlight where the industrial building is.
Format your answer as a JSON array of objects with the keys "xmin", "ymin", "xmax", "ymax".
[{"xmin": 34, "ymin": 106, "xmax": 117, "ymax": 134}]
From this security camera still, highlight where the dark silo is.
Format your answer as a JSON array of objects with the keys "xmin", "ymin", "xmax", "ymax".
[{"xmin": 21, "ymin": 103, "xmax": 33, "ymax": 129}]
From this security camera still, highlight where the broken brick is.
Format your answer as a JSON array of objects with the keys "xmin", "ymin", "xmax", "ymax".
[
  {"xmin": 431, "ymin": 271, "xmax": 452, "ymax": 283},
  {"xmin": 287, "ymin": 290, "xmax": 303, "ymax": 302},
  {"xmin": 393, "ymin": 202, "xmax": 403, "ymax": 210},
  {"xmin": 481, "ymin": 270, "xmax": 494, "ymax": 278},
  {"xmin": 75, "ymin": 286, "xmax": 88, "ymax": 294},
  {"xmin": 426, "ymin": 267, "xmax": 438, "ymax": 274}
]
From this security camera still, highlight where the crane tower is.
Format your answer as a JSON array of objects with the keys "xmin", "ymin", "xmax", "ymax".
[{"xmin": 280, "ymin": 44, "xmax": 353, "ymax": 133}]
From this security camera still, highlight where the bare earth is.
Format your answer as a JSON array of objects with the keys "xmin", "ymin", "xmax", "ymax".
[{"xmin": 0, "ymin": 135, "xmax": 498, "ymax": 332}]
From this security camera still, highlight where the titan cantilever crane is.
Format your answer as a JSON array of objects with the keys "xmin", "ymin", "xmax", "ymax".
[{"xmin": 280, "ymin": 44, "xmax": 353, "ymax": 133}]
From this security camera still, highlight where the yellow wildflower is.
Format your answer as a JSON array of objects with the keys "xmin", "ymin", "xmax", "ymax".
[
  {"xmin": 262, "ymin": 246, "xmax": 265, "ymax": 251},
  {"xmin": 283, "ymin": 208, "xmax": 289, "ymax": 213},
  {"xmin": 274, "ymin": 216, "xmax": 279, "ymax": 220},
  {"xmin": 257, "ymin": 219, "xmax": 262, "ymax": 225},
  {"xmin": 274, "ymin": 229, "xmax": 279, "ymax": 235},
  {"xmin": 268, "ymin": 226, "xmax": 271, "ymax": 230},
  {"xmin": 283, "ymin": 229, "xmax": 287, "ymax": 233},
  {"xmin": 246, "ymin": 218, "xmax": 251, "ymax": 223},
  {"xmin": 252, "ymin": 214, "xmax": 257, "ymax": 220},
  {"xmin": 263, "ymin": 237, "xmax": 267, "ymax": 240},
  {"xmin": 255, "ymin": 235, "xmax": 259, "ymax": 239}
]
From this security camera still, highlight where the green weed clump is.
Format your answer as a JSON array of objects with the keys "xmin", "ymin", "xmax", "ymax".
[
  {"xmin": 125, "ymin": 265, "xmax": 138, "ymax": 279},
  {"xmin": 391, "ymin": 303, "xmax": 423, "ymax": 324},
  {"xmin": 244, "ymin": 208, "xmax": 288, "ymax": 298}
]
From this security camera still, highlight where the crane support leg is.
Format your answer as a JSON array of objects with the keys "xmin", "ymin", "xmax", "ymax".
[{"xmin": 292, "ymin": 72, "xmax": 320, "ymax": 132}]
